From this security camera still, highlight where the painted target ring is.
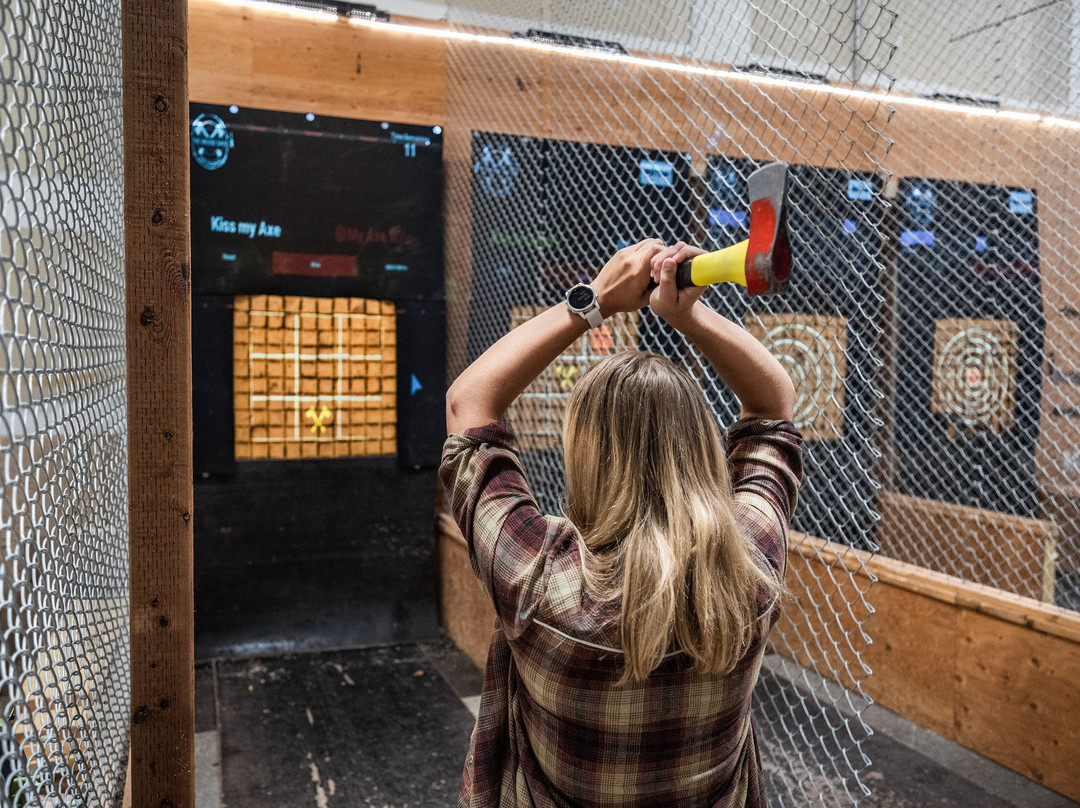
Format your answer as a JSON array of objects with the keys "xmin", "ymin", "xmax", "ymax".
[
  {"xmin": 760, "ymin": 322, "xmax": 843, "ymax": 435},
  {"xmin": 934, "ymin": 327, "xmax": 1011, "ymax": 427}
]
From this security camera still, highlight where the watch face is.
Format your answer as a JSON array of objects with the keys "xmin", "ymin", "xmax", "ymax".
[{"xmin": 567, "ymin": 285, "xmax": 595, "ymax": 310}]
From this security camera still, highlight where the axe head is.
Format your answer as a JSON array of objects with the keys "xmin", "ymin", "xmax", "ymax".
[{"xmin": 744, "ymin": 162, "xmax": 791, "ymax": 295}]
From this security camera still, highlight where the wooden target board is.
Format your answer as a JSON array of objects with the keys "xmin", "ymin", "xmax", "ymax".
[
  {"xmin": 746, "ymin": 313, "xmax": 847, "ymax": 441},
  {"xmin": 233, "ymin": 294, "xmax": 397, "ymax": 459},
  {"xmin": 931, "ymin": 318, "xmax": 1018, "ymax": 434},
  {"xmin": 507, "ymin": 305, "xmax": 638, "ymax": 450}
]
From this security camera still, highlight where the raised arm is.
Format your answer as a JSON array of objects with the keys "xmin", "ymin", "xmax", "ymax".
[
  {"xmin": 648, "ymin": 243, "xmax": 796, "ymax": 421},
  {"xmin": 446, "ymin": 239, "xmax": 664, "ymax": 434}
]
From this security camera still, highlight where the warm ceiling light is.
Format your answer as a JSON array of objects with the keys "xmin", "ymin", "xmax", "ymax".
[{"xmin": 208, "ymin": 0, "xmax": 1076, "ymax": 129}]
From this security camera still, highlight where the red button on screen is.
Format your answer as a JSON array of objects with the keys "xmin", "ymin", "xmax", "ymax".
[{"xmin": 271, "ymin": 252, "xmax": 357, "ymax": 278}]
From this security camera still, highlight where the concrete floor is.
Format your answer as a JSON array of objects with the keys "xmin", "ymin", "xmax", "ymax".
[{"xmin": 194, "ymin": 638, "xmax": 1077, "ymax": 808}]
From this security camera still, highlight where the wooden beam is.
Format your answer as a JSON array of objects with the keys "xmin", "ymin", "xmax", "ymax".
[
  {"xmin": 123, "ymin": 1, "xmax": 194, "ymax": 806},
  {"xmin": 188, "ymin": 3, "xmax": 445, "ymax": 125}
]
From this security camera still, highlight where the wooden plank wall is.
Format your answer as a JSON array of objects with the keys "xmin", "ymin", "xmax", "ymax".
[
  {"xmin": 773, "ymin": 534, "xmax": 1080, "ymax": 802},
  {"xmin": 188, "ymin": 3, "xmax": 444, "ymax": 124}
]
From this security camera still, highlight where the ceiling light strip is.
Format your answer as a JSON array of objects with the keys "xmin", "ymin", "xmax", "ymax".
[{"xmin": 208, "ymin": 0, "xmax": 1074, "ymax": 128}]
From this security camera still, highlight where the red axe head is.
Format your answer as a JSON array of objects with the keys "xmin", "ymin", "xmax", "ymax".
[{"xmin": 745, "ymin": 162, "xmax": 791, "ymax": 295}]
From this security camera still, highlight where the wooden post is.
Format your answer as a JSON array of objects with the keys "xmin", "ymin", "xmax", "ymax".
[{"xmin": 123, "ymin": 1, "xmax": 194, "ymax": 806}]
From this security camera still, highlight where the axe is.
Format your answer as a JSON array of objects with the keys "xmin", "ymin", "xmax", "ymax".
[{"xmin": 676, "ymin": 161, "xmax": 791, "ymax": 295}]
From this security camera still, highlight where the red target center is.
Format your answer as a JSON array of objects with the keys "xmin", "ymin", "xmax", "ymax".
[{"xmin": 966, "ymin": 367, "xmax": 982, "ymax": 386}]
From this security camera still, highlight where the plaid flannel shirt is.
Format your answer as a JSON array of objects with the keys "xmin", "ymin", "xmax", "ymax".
[{"xmin": 440, "ymin": 417, "xmax": 803, "ymax": 808}]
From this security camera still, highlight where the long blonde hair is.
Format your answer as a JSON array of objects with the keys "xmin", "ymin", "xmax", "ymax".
[{"xmin": 563, "ymin": 351, "xmax": 779, "ymax": 682}]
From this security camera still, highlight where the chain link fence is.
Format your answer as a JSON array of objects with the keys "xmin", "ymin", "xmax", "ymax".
[
  {"xmin": 444, "ymin": 2, "xmax": 897, "ymax": 804},
  {"xmin": 1, "ymin": 1, "xmax": 128, "ymax": 805},
  {"xmin": 878, "ymin": 1, "xmax": 1080, "ymax": 614},
  {"xmin": 3, "ymin": 0, "xmax": 1080, "ymax": 804},
  {"xmin": 442, "ymin": 0, "xmax": 1080, "ymax": 804}
]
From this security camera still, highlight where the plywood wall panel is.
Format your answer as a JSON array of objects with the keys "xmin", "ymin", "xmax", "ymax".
[
  {"xmin": 877, "ymin": 492, "xmax": 1056, "ymax": 603},
  {"xmin": 780, "ymin": 534, "xmax": 1080, "ymax": 803},
  {"xmin": 189, "ymin": 3, "xmax": 444, "ymax": 124},
  {"xmin": 954, "ymin": 608, "xmax": 1080, "ymax": 796},
  {"xmin": 769, "ymin": 537, "xmax": 872, "ymax": 691},
  {"xmin": 861, "ymin": 580, "xmax": 958, "ymax": 739},
  {"xmin": 882, "ymin": 108, "xmax": 1043, "ymax": 187},
  {"xmin": 437, "ymin": 517, "xmax": 496, "ymax": 671}
]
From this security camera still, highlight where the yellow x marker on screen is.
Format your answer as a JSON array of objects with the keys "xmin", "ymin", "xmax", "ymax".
[{"xmin": 305, "ymin": 405, "xmax": 333, "ymax": 434}]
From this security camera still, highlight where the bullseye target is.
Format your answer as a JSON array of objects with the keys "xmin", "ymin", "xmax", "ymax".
[
  {"xmin": 931, "ymin": 318, "xmax": 1017, "ymax": 432},
  {"xmin": 746, "ymin": 313, "xmax": 847, "ymax": 441}
]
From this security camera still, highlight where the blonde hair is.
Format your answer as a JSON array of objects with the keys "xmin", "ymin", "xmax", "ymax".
[{"xmin": 562, "ymin": 351, "xmax": 779, "ymax": 682}]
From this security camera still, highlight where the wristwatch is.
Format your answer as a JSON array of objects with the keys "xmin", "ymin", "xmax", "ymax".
[{"xmin": 566, "ymin": 283, "xmax": 603, "ymax": 328}]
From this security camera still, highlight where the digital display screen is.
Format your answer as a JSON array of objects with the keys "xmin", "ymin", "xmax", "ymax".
[
  {"xmin": 466, "ymin": 131, "xmax": 690, "ymax": 365},
  {"xmin": 189, "ymin": 104, "xmax": 444, "ymax": 300},
  {"xmin": 894, "ymin": 177, "xmax": 1043, "ymax": 517},
  {"xmin": 231, "ymin": 294, "xmax": 398, "ymax": 460}
]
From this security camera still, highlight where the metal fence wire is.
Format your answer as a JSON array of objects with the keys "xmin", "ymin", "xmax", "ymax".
[
  {"xmin": 3, "ymin": 0, "xmax": 1080, "ymax": 804},
  {"xmin": 443, "ymin": 0, "xmax": 1080, "ymax": 805},
  {"xmin": 876, "ymin": 1, "xmax": 1080, "ymax": 614},
  {"xmin": 1, "ymin": 1, "xmax": 128, "ymax": 806}
]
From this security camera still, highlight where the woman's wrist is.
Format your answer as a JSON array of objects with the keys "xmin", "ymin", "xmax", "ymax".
[
  {"xmin": 597, "ymin": 291, "xmax": 616, "ymax": 320},
  {"xmin": 664, "ymin": 299, "xmax": 709, "ymax": 335},
  {"xmin": 592, "ymin": 280, "xmax": 620, "ymax": 320}
]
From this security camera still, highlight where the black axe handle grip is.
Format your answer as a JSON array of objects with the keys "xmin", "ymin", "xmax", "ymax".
[
  {"xmin": 646, "ymin": 259, "xmax": 696, "ymax": 291},
  {"xmin": 674, "ymin": 259, "xmax": 695, "ymax": 289}
]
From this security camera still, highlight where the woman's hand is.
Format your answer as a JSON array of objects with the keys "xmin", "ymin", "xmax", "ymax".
[
  {"xmin": 648, "ymin": 241, "xmax": 708, "ymax": 329},
  {"xmin": 592, "ymin": 239, "xmax": 665, "ymax": 318}
]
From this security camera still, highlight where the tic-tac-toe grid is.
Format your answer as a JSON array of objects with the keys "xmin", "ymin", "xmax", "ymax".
[{"xmin": 233, "ymin": 294, "xmax": 397, "ymax": 459}]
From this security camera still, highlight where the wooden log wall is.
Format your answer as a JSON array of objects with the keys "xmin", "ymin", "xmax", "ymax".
[{"xmin": 188, "ymin": 0, "xmax": 1080, "ymax": 798}]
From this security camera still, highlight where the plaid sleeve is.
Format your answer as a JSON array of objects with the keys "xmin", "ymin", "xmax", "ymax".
[
  {"xmin": 727, "ymin": 417, "xmax": 803, "ymax": 576},
  {"xmin": 439, "ymin": 420, "xmax": 572, "ymax": 641}
]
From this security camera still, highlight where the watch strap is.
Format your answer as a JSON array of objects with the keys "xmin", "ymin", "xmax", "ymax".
[{"xmin": 580, "ymin": 305, "xmax": 603, "ymax": 328}]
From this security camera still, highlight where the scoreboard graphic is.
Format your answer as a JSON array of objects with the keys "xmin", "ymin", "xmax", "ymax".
[
  {"xmin": 190, "ymin": 105, "xmax": 446, "ymax": 473},
  {"xmin": 233, "ymin": 294, "xmax": 397, "ymax": 459}
]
